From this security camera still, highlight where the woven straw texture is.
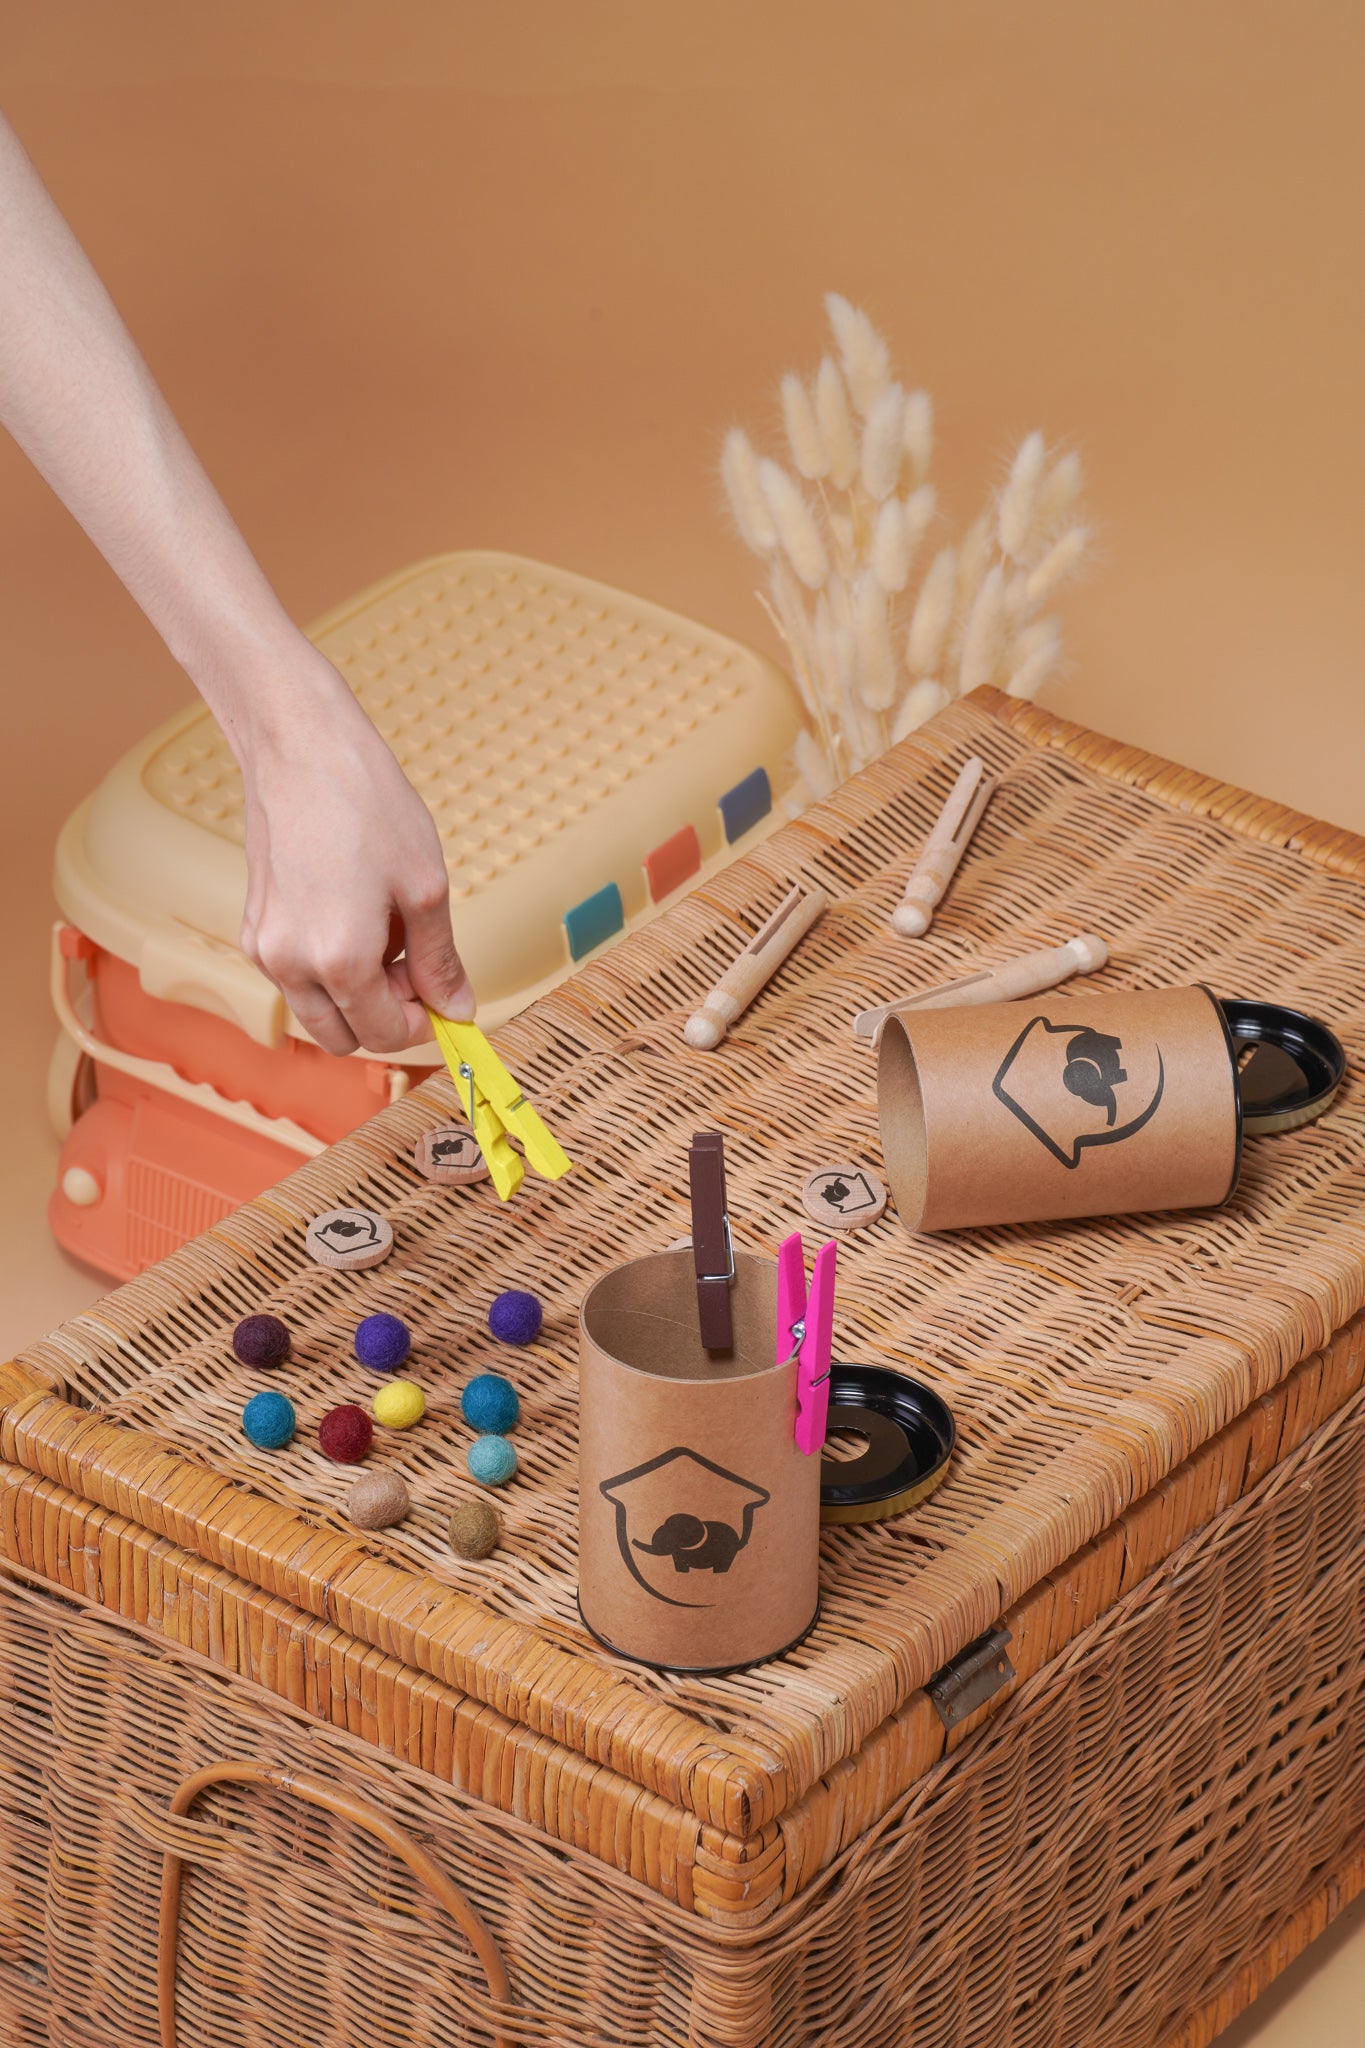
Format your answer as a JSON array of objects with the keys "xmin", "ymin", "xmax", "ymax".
[
  {"xmin": 3, "ymin": 1356, "xmax": 1365, "ymax": 2047},
  {"xmin": 8, "ymin": 687, "xmax": 1365, "ymax": 1885}
]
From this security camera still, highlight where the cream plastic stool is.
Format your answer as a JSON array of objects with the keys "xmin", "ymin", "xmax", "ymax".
[{"xmin": 49, "ymin": 550, "xmax": 806, "ymax": 1277}]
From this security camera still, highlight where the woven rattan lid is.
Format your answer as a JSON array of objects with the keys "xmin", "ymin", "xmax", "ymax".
[
  {"xmin": 52, "ymin": 551, "xmax": 803, "ymax": 1049},
  {"xmin": 15, "ymin": 689, "xmax": 1365, "ymax": 1840}
]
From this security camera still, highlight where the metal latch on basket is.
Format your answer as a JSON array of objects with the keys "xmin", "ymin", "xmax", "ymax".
[{"xmin": 927, "ymin": 1627, "xmax": 1015, "ymax": 1729}]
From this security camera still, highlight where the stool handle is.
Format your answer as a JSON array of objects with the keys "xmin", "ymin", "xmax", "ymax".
[
  {"xmin": 50, "ymin": 925, "xmax": 328, "ymax": 1159},
  {"xmin": 157, "ymin": 1760, "xmax": 514, "ymax": 2048}
]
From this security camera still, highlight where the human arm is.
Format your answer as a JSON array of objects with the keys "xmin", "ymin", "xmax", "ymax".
[{"xmin": 0, "ymin": 111, "xmax": 472, "ymax": 1054}]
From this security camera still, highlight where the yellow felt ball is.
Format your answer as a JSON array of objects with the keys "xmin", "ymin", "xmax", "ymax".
[{"xmin": 371, "ymin": 1379, "xmax": 426, "ymax": 1431}]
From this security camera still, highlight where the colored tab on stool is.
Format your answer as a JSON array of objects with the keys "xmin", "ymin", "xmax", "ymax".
[
  {"xmin": 644, "ymin": 824, "xmax": 702, "ymax": 902},
  {"xmin": 719, "ymin": 767, "xmax": 772, "ymax": 844},
  {"xmin": 564, "ymin": 881, "xmax": 625, "ymax": 961}
]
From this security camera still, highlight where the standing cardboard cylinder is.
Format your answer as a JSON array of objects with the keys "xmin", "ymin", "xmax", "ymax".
[
  {"xmin": 878, "ymin": 984, "xmax": 1242, "ymax": 1232},
  {"xmin": 578, "ymin": 1250, "xmax": 821, "ymax": 1672}
]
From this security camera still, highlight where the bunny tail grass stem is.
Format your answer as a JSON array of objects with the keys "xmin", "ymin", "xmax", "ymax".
[
  {"xmin": 871, "ymin": 498, "xmax": 911, "ymax": 593},
  {"xmin": 853, "ymin": 572, "xmax": 899, "ymax": 713},
  {"xmin": 758, "ymin": 570, "xmax": 841, "ymax": 776},
  {"xmin": 860, "ymin": 384, "xmax": 906, "ymax": 501},
  {"xmin": 1026, "ymin": 524, "xmax": 1091, "ymax": 603},
  {"xmin": 814, "ymin": 358, "xmax": 859, "ymax": 490},
  {"xmin": 720, "ymin": 297, "xmax": 1092, "ymax": 799},
  {"xmin": 1035, "ymin": 450, "xmax": 1083, "ymax": 534},
  {"xmin": 893, "ymin": 676, "xmax": 950, "ymax": 740},
  {"xmin": 825, "ymin": 292, "xmax": 892, "ymax": 413},
  {"xmin": 902, "ymin": 389, "xmax": 933, "ymax": 483},
  {"xmin": 721, "ymin": 427, "xmax": 777, "ymax": 554},
  {"xmin": 780, "ymin": 373, "xmax": 828, "ymax": 479},
  {"xmin": 958, "ymin": 563, "xmax": 1008, "ymax": 694},
  {"xmin": 998, "ymin": 431, "xmax": 1046, "ymax": 561},
  {"xmin": 758, "ymin": 459, "xmax": 829, "ymax": 589},
  {"xmin": 906, "ymin": 545, "xmax": 957, "ymax": 678}
]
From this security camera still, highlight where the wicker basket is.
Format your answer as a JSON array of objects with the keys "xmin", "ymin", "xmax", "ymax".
[{"xmin": 5, "ymin": 687, "xmax": 1365, "ymax": 2045}]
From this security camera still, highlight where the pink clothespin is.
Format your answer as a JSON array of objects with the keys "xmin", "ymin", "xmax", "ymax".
[{"xmin": 777, "ymin": 1231, "xmax": 837, "ymax": 1456}]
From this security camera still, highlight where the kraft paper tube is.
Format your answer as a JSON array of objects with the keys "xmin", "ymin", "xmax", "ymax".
[
  {"xmin": 578, "ymin": 1250, "xmax": 821, "ymax": 1672},
  {"xmin": 878, "ymin": 984, "xmax": 1242, "ymax": 1233}
]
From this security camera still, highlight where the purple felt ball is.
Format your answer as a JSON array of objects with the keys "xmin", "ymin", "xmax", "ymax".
[
  {"xmin": 487, "ymin": 1290, "xmax": 542, "ymax": 1346},
  {"xmin": 232, "ymin": 1314, "xmax": 291, "ymax": 1369},
  {"xmin": 353, "ymin": 1312, "xmax": 411, "ymax": 1373}
]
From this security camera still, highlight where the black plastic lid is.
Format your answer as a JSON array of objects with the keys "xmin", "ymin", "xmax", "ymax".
[
  {"xmin": 819, "ymin": 1363, "xmax": 955, "ymax": 1525},
  {"xmin": 1220, "ymin": 999, "xmax": 1346, "ymax": 1136}
]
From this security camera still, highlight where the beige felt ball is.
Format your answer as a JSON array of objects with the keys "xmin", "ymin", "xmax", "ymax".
[
  {"xmin": 372, "ymin": 1379, "xmax": 426, "ymax": 1430},
  {"xmin": 347, "ymin": 1471, "xmax": 411, "ymax": 1530},
  {"xmin": 449, "ymin": 1499, "xmax": 501, "ymax": 1560}
]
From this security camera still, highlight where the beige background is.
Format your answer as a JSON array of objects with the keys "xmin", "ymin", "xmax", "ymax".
[{"xmin": 0, "ymin": 7, "xmax": 1362, "ymax": 2034}]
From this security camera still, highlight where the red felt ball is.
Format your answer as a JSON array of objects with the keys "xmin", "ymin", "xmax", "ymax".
[{"xmin": 318, "ymin": 1403, "xmax": 373, "ymax": 1464}]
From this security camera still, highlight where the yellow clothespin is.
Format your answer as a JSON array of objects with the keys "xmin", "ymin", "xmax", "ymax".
[{"xmin": 425, "ymin": 1011, "xmax": 572, "ymax": 1203}]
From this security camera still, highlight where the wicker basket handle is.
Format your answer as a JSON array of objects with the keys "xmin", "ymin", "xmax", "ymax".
[{"xmin": 157, "ymin": 1760, "xmax": 514, "ymax": 2048}]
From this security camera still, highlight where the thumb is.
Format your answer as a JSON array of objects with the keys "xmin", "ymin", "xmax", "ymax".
[{"xmin": 400, "ymin": 888, "xmax": 476, "ymax": 1023}]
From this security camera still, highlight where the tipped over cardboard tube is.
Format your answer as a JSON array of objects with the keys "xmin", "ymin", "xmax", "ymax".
[
  {"xmin": 878, "ymin": 984, "xmax": 1242, "ymax": 1232},
  {"xmin": 578, "ymin": 1250, "xmax": 821, "ymax": 1673}
]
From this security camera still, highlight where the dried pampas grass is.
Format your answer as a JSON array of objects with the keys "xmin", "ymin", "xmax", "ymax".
[{"xmin": 721, "ymin": 295, "xmax": 1092, "ymax": 797}]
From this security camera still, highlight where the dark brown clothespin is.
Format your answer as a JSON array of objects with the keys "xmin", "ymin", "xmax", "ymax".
[{"xmin": 688, "ymin": 1131, "xmax": 734, "ymax": 1352}]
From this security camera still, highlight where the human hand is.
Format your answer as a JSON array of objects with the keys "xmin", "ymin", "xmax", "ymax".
[{"xmin": 235, "ymin": 651, "xmax": 474, "ymax": 1056}]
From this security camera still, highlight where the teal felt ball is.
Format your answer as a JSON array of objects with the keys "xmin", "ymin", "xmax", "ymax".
[
  {"xmin": 242, "ymin": 1390, "xmax": 296, "ymax": 1449},
  {"xmin": 466, "ymin": 1434, "xmax": 518, "ymax": 1487},
  {"xmin": 461, "ymin": 1373, "xmax": 520, "ymax": 1435}
]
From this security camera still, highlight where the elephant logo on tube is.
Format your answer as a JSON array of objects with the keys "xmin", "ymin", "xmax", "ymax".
[
  {"xmin": 992, "ymin": 1014, "xmax": 1166, "ymax": 1169},
  {"xmin": 599, "ymin": 1449, "xmax": 771, "ymax": 1608}
]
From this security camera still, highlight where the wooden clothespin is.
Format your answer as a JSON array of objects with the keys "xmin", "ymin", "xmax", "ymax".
[
  {"xmin": 853, "ymin": 934, "xmax": 1109, "ymax": 1044},
  {"xmin": 684, "ymin": 885, "xmax": 828, "ymax": 1050},
  {"xmin": 893, "ymin": 756, "xmax": 996, "ymax": 937},
  {"xmin": 688, "ymin": 1132, "xmax": 734, "ymax": 1351},
  {"xmin": 777, "ymin": 1231, "xmax": 837, "ymax": 1456},
  {"xmin": 426, "ymin": 1012, "xmax": 572, "ymax": 1203}
]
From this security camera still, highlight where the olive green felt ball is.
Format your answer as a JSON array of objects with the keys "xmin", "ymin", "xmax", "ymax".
[
  {"xmin": 371, "ymin": 1379, "xmax": 426, "ymax": 1430},
  {"xmin": 347, "ymin": 1471, "xmax": 411, "ymax": 1530},
  {"xmin": 448, "ymin": 1499, "xmax": 501, "ymax": 1559}
]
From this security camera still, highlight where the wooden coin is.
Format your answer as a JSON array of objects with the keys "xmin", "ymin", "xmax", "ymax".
[
  {"xmin": 800, "ymin": 1162, "xmax": 888, "ymax": 1232},
  {"xmin": 304, "ymin": 1207, "xmax": 395, "ymax": 1271},
  {"xmin": 414, "ymin": 1125, "xmax": 490, "ymax": 1186}
]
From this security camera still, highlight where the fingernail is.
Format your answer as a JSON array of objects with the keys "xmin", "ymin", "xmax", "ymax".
[{"xmin": 434, "ymin": 981, "xmax": 477, "ymax": 1024}]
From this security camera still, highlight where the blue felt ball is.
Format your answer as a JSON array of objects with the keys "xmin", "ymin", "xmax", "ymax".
[
  {"xmin": 242, "ymin": 1390, "xmax": 296, "ymax": 1449},
  {"xmin": 461, "ymin": 1373, "xmax": 520, "ymax": 1435},
  {"xmin": 354, "ymin": 1312, "xmax": 411, "ymax": 1373},
  {"xmin": 467, "ymin": 1434, "xmax": 518, "ymax": 1487},
  {"xmin": 487, "ymin": 1289, "xmax": 542, "ymax": 1346}
]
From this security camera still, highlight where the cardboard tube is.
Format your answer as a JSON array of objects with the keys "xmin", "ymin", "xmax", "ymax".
[
  {"xmin": 878, "ymin": 984, "xmax": 1242, "ymax": 1232},
  {"xmin": 578, "ymin": 1250, "xmax": 821, "ymax": 1672}
]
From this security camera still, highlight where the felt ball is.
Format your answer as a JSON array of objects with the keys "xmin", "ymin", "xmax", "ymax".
[
  {"xmin": 347, "ymin": 1471, "xmax": 411, "ymax": 1530},
  {"xmin": 242, "ymin": 1390, "xmax": 296, "ymax": 1449},
  {"xmin": 232, "ymin": 1314, "xmax": 291, "ymax": 1369},
  {"xmin": 318, "ymin": 1403, "xmax": 373, "ymax": 1464},
  {"xmin": 372, "ymin": 1379, "xmax": 426, "ymax": 1431},
  {"xmin": 488, "ymin": 1289, "xmax": 542, "ymax": 1346},
  {"xmin": 449, "ymin": 1499, "xmax": 501, "ymax": 1559},
  {"xmin": 354, "ymin": 1312, "xmax": 411, "ymax": 1373},
  {"xmin": 461, "ymin": 1373, "xmax": 520, "ymax": 1435},
  {"xmin": 466, "ymin": 1434, "xmax": 518, "ymax": 1487}
]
